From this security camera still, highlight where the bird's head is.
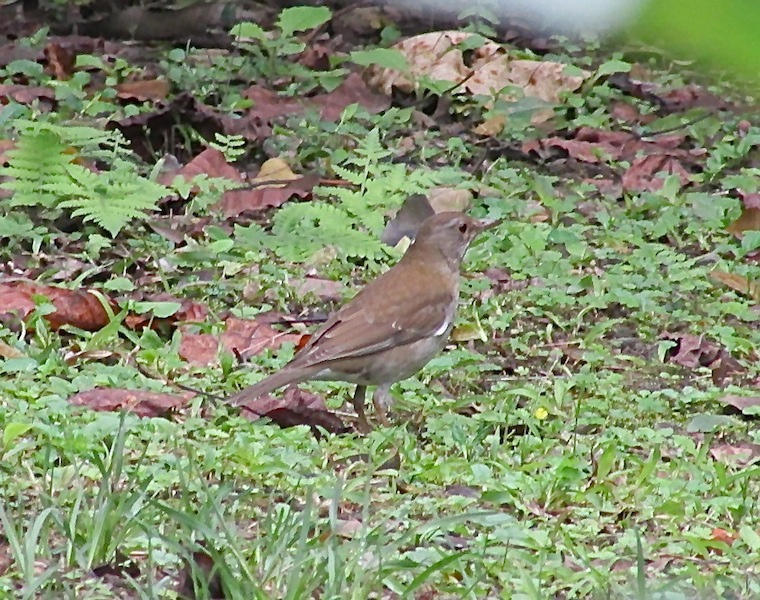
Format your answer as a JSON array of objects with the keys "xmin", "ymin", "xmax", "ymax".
[{"xmin": 410, "ymin": 211, "xmax": 498, "ymax": 268}]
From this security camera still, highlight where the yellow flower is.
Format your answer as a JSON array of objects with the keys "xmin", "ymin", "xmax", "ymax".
[{"xmin": 534, "ymin": 407, "xmax": 549, "ymax": 420}]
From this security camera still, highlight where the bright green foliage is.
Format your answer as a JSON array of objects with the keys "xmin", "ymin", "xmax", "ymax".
[
  {"xmin": 263, "ymin": 129, "xmax": 447, "ymax": 262},
  {"xmin": 0, "ymin": 120, "xmax": 168, "ymax": 237}
]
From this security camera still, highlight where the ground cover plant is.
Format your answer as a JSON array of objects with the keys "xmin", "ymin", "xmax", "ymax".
[{"xmin": 0, "ymin": 1, "xmax": 759, "ymax": 598}]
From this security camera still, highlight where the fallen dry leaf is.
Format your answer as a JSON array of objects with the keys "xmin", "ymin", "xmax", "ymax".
[
  {"xmin": 116, "ymin": 78, "xmax": 170, "ymax": 102},
  {"xmin": 622, "ymin": 154, "xmax": 694, "ymax": 192},
  {"xmin": 0, "ymin": 280, "xmax": 113, "ymax": 331},
  {"xmin": 711, "ymin": 527, "xmax": 737, "ymax": 549},
  {"xmin": 237, "ymin": 386, "xmax": 346, "ymax": 435},
  {"xmin": 162, "ymin": 148, "xmax": 319, "ymax": 217},
  {"xmin": 124, "ymin": 295, "xmax": 208, "ymax": 330},
  {"xmin": 0, "ymin": 340, "xmax": 24, "ymax": 359},
  {"xmin": 244, "ymin": 72, "xmax": 389, "ymax": 123},
  {"xmin": 44, "ymin": 42, "xmax": 75, "ymax": 80},
  {"xmin": 179, "ymin": 316, "xmax": 301, "ymax": 366},
  {"xmin": 709, "ymin": 270, "xmax": 760, "ymax": 302},
  {"xmin": 661, "ymin": 332, "xmax": 745, "ymax": 386},
  {"xmin": 718, "ymin": 394, "xmax": 760, "ymax": 417},
  {"xmin": 0, "ymin": 84, "xmax": 55, "ymax": 106},
  {"xmin": 709, "ymin": 441, "xmax": 760, "ymax": 466},
  {"xmin": 368, "ymin": 30, "xmax": 588, "ymax": 124},
  {"xmin": 727, "ymin": 207, "xmax": 760, "ymax": 237},
  {"xmin": 69, "ymin": 388, "xmax": 193, "ymax": 417}
]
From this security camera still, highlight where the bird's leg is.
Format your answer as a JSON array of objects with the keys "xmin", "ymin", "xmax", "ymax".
[
  {"xmin": 372, "ymin": 384, "xmax": 392, "ymax": 428},
  {"xmin": 351, "ymin": 385, "xmax": 371, "ymax": 433}
]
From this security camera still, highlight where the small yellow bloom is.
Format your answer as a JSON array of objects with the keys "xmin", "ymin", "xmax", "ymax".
[{"xmin": 534, "ymin": 407, "xmax": 549, "ymax": 420}]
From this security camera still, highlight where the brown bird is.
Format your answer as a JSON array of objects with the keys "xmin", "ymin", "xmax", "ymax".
[{"xmin": 227, "ymin": 211, "xmax": 495, "ymax": 431}]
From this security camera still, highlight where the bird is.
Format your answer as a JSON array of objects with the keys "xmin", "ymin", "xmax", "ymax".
[{"xmin": 227, "ymin": 211, "xmax": 496, "ymax": 431}]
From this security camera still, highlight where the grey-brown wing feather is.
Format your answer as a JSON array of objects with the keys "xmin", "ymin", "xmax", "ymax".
[{"xmin": 290, "ymin": 276, "xmax": 456, "ymax": 368}]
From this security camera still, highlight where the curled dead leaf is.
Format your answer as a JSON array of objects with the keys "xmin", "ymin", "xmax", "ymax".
[
  {"xmin": 236, "ymin": 386, "xmax": 346, "ymax": 436},
  {"xmin": 661, "ymin": 332, "xmax": 745, "ymax": 386},
  {"xmin": 0, "ymin": 281, "xmax": 113, "ymax": 331}
]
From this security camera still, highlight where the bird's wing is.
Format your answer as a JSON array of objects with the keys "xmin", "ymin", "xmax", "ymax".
[{"xmin": 291, "ymin": 271, "xmax": 456, "ymax": 368}]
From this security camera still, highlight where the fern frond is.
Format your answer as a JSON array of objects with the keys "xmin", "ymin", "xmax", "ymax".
[{"xmin": 0, "ymin": 121, "xmax": 167, "ymax": 237}]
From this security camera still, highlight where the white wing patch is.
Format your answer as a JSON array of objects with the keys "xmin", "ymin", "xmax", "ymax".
[{"xmin": 433, "ymin": 318, "xmax": 450, "ymax": 337}]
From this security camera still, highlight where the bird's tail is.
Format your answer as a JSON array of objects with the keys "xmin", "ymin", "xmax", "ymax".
[{"xmin": 226, "ymin": 367, "xmax": 318, "ymax": 406}]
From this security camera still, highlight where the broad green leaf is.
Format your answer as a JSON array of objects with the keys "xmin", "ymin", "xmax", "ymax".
[
  {"xmin": 277, "ymin": 6, "xmax": 331, "ymax": 38},
  {"xmin": 349, "ymin": 48, "xmax": 409, "ymax": 71},
  {"xmin": 3, "ymin": 422, "xmax": 34, "ymax": 449}
]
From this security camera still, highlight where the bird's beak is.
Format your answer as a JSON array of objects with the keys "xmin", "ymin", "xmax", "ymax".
[{"xmin": 475, "ymin": 218, "xmax": 502, "ymax": 232}]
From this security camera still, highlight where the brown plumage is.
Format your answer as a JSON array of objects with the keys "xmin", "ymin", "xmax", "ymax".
[{"xmin": 227, "ymin": 211, "xmax": 495, "ymax": 430}]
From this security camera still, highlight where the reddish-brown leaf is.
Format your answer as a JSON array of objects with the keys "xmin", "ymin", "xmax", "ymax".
[
  {"xmin": 710, "ymin": 441, "xmax": 760, "ymax": 466},
  {"xmin": 44, "ymin": 43, "xmax": 75, "ymax": 80},
  {"xmin": 162, "ymin": 148, "xmax": 319, "ymax": 217},
  {"xmin": 237, "ymin": 386, "xmax": 346, "ymax": 434},
  {"xmin": 179, "ymin": 317, "xmax": 300, "ymax": 366},
  {"xmin": 709, "ymin": 270, "xmax": 760, "ymax": 301},
  {"xmin": 69, "ymin": 388, "xmax": 193, "ymax": 417},
  {"xmin": 727, "ymin": 207, "xmax": 760, "ymax": 237},
  {"xmin": 622, "ymin": 155, "xmax": 693, "ymax": 192},
  {"xmin": 0, "ymin": 281, "xmax": 113, "ymax": 331},
  {"xmin": 243, "ymin": 72, "xmax": 389, "ymax": 124},
  {"xmin": 661, "ymin": 332, "xmax": 745, "ymax": 386},
  {"xmin": 0, "ymin": 84, "xmax": 55, "ymax": 106},
  {"xmin": 719, "ymin": 394, "xmax": 760, "ymax": 416},
  {"xmin": 124, "ymin": 296, "xmax": 208, "ymax": 330}
]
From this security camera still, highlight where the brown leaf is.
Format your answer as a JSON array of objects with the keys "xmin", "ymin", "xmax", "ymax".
[
  {"xmin": 539, "ymin": 128, "xmax": 635, "ymax": 163},
  {"xmin": 710, "ymin": 441, "xmax": 760, "ymax": 466},
  {"xmin": 727, "ymin": 207, "xmax": 760, "ymax": 237},
  {"xmin": 531, "ymin": 128, "xmax": 692, "ymax": 171},
  {"xmin": 219, "ymin": 173, "xmax": 318, "ymax": 218},
  {"xmin": 662, "ymin": 84, "xmax": 729, "ymax": 111},
  {"xmin": 622, "ymin": 155, "xmax": 693, "ymax": 192},
  {"xmin": 369, "ymin": 30, "xmax": 588, "ymax": 105},
  {"xmin": 116, "ymin": 78, "xmax": 170, "ymax": 102},
  {"xmin": 0, "ymin": 84, "xmax": 55, "ymax": 106},
  {"xmin": 179, "ymin": 317, "xmax": 300, "ymax": 366},
  {"xmin": 709, "ymin": 270, "xmax": 760, "ymax": 301},
  {"xmin": 69, "ymin": 388, "xmax": 193, "ymax": 417},
  {"xmin": 0, "ymin": 281, "xmax": 113, "ymax": 331},
  {"xmin": 44, "ymin": 43, "xmax": 75, "ymax": 80},
  {"xmin": 237, "ymin": 386, "xmax": 347, "ymax": 435},
  {"xmin": 124, "ymin": 296, "xmax": 208, "ymax": 330},
  {"xmin": 292, "ymin": 276, "xmax": 344, "ymax": 302},
  {"xmin": 172, "ymin": 147, "xmax": 241, "ymax": 183},
  {"xmin": 0, "ymin": 340, "xmax": 24, "ymax": 359},
  {"xmin": 244, "ymin": 72, "xmax": 389, "ymax": 124},
  {"xmin": 718, "ymin": 394, "xmax": 760, "ymax": 417},
  {"xmin": 710, "ymin": 527, "xmax": 737, "ymax": 548},
  {"xmin": 164, "ymin": 149, "xmax": 319, "ymax": 217},
  {"xmin": 661, "ymin": 332, "xmax": 745, "ymax": 386}
]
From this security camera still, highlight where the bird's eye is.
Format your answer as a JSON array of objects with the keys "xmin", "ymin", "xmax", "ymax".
[{"xmin": 458, "ymin": 223, "xmax": 468, "ymax": 233}]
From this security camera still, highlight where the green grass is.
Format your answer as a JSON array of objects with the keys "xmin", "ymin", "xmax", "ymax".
[{"xmin": 1, "ymin": 12, "xmax": 760, "ymax": 600}]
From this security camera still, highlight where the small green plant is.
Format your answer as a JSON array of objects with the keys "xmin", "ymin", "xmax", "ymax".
[
  {"xmin": 235, "ymin": 128, "xmax": 462, "ymax": 263},
  {"xmin": 230, "ymin": 6, "xmax": 334, "ymax": 81},
  {"xmin": 0, "ymin": 120, "xmax": 169, "ymax": 237}
]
